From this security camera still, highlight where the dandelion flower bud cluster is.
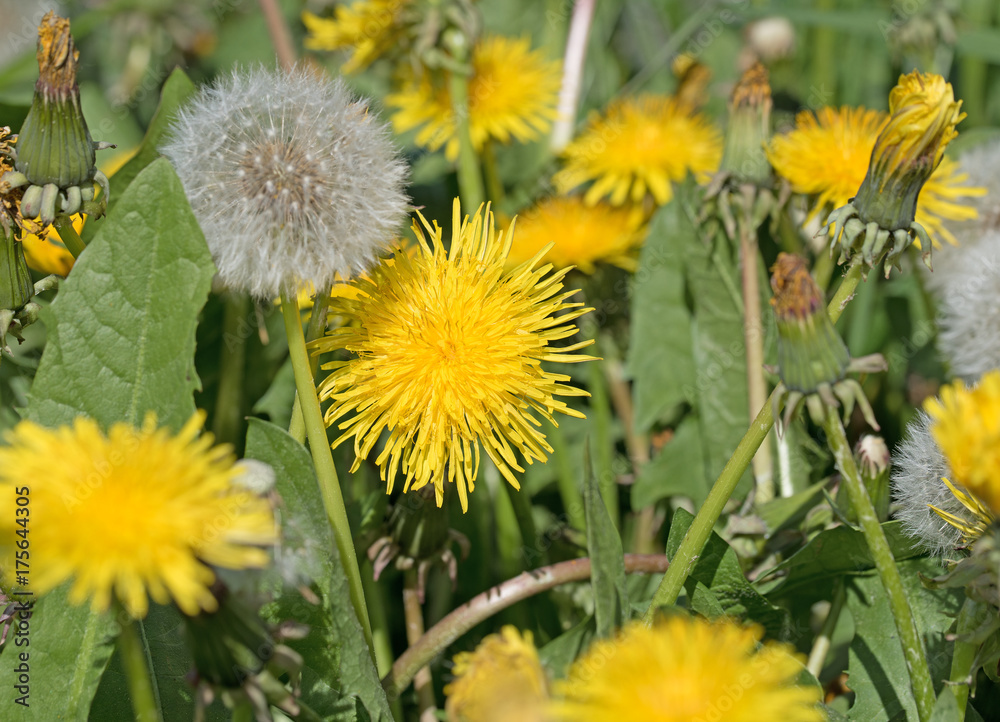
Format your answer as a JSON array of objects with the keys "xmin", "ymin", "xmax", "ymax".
[{"xmin": 162, "ymin": 66, "xmax": 409, "ymax": 299}]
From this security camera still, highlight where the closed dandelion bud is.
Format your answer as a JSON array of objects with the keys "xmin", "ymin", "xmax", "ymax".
[
  {"xmin": 720, "ymin": 62, "xmax": 772, "ymax": 186},
  {"xmin": 825, "ymin": 71, "xmax": 965, "ymax": 275},
  {"xmin": 1, "ymin": 12, "xmax": 113, "ymax": 226},
  {"xmin": 0, "ymin": 130, "xmax": 32, "ymax": 314},
  {"xmin": 856, "ymin": 434, "xmax": 891, "ymax": 522},
  {"xmin": 769, "ymin": 253, "xmax": 885, "ymax": 433}
]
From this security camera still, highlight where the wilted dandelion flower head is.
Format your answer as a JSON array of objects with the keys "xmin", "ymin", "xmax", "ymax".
[
  {"xmin": 553, "ymin": 94, "xmax": 722, "ymax": 207},
  {"xmin": 162, "ymin": 66, "xmax": 409, "ymax": 299},
  {"xmin": 0, "ymin": 412, "xmax": 277, "ymax": 618},
  {"xmin": 550, "ymin": 616, "xmax": 825, "ymax": 722},
  {"xmin": 505, "ymin": 196, "xmax": 647, "ymax": 273},
  {"xmin": 766, "ymin": 105, "xmax": 984, "ymax": 248},
  {"xmin": 892, "ymin": 411, "xmax": 992, "ymax": 555},
  {"xmin": 387, "ymin": 35, "xmax": 561, "ymax": 162},
  {"xmin": 313, "ymin": 199, "xmax": 596, "ymax": 512},
  {"xmin": 445, "ymin": 626, "xmax": 549, "ymax": 722}
]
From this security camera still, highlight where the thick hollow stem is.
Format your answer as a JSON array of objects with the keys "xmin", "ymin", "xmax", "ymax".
[
  {"xmin": 288, "ymin": 284, "xmax": 333, "ymax": 443},
  {"xmin": 550, "ymin": 0, "xmax": 596, "ymax": 152},
  {"xmin": 383, "ymin": 554, "xmax": 669, "ymax": 699},
  {"xmin": 52, "ymin": 215, "xmax": 86, "ymax": 258},
  {"xmin": 806, "ymin": 580, "xmax": 846, "ymax": 678},
  {"xmin": 642, "ymin": 259, "xmax": 864, "ymax": 619},
  {"xmin": 118, "ymin": 615, "xmax": 162, "ymax": 722},
  {"xmin": 257, "ymin": 0, "xmax": 297, "ymax": 72},
  {"xmin": 213, "ymin": 292, "xmax": 249, "ymax": 449},
  {"xmin": 738, "ymin": 208, "xmax": 773, "ymax": 502},
  {"xmin": 448, "ymin": 68, "xmax": 485, "ymax": 211},
  {"xmin": 279, "ymin": 291, "xmax": 374, "ymax": 658},
  {"xmin": 823, "ymin": 408, "xmax": 935, "ymax": 722},
  {"xmin": 403, "ymin": 569, "xmax": 437, "ymax": 721}
]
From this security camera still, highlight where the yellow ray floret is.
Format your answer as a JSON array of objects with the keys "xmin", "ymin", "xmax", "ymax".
[
  {"xmin": 926, "ymin": 370, "xmax": 1000, "ymax": 516},
  {"xmin": 312, "ymin": 198, "xmax": 596, "ymax": 512},
  {"xmin": 387, "ymin": 35, "xmax": 561, "ymax": 161},
  {"xmin": 553, "ymin": 95, "xmax": 722, "ymax": 207},
  {"xmin": 302, "ymin": 0, "xmax": 411, "ymax": 73},
  {"xmin": 445, "ymin": 626, "xmax": 549, "ymax": 722},
  {"xmin": 505, "ymin": 197, "xmax": 647, "ymax": 273},
  {"xmin": 767, "ymin": 105, "xmax": 984, "ymax": 247},
  {"xmin": 551, "ymin": 616, "xmax": 825, "ymax": 722},
  {"xmin": 0, "ymin": 412, "xmax": 277, "ymax": 618}
]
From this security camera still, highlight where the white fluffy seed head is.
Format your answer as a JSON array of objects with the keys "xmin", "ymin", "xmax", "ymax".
[
  {"xmin": 891, "ymin": 411, "xmax": 974, "ymax": 556},
  {"xmin": 161, "ymin": 66, "xmax": 409, "ymax": 299}
]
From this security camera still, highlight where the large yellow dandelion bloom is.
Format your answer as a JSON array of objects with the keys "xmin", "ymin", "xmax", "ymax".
[
  {"xmin": 0, "ymin": 412, "xmax": 277, "ymax": 618},
  {"xmin": 551, "ymin": 617, "xmax": 825, "ymax": 722},
  {"xmin": 553, "ymin": 95, "xmax": 722, "ymax": 207},
  {"xmin": 302, "ymin": 0, "xmax": 411, "ymax": 73},
  {"xmin": 506, "ymin": 197, "xmax": 647, "ymax": 273},
  {"xmin": 926, "ymin": 370, "xmax": 1000, "ymax": 516},
  {"xmin": 444, "ymin": 626, "xmax": 549, "ymax": 722},
  {"xmin": 387, "ymin": 36, "xmax": 561, "ymax": 162},
  {"xmin": 767, "ymin": 105, "xmax": 984, "ymax": 247},
  {"xmin": 313, "ymin": 199, "xmax": 596, "ymax": 512}
]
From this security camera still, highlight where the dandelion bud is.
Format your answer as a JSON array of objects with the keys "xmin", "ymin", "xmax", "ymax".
[
  {"xmin": 2, "ymin": 12, "xmax": 112, "ymax": 225},
  {"xmin": 720, "ymin": 62, "xmax": 772, "ymax": 186},
  {"xmin": 825, "ymin": 71, "xmax": 965, "ymax": 274},
  {"xmin": 162, "ymin": 66, "xmax": 409, "ymax": 299},
  {"xmin": 0, "ymin": 130, "xmax": 32, "ymax": 314},
  {"xmin": 769, "ymin": 253, "xmax": 885, "ymax": 433},
  {"xmin": 855, "ymin": 434, "xmax": 891, "ymax": 522}
]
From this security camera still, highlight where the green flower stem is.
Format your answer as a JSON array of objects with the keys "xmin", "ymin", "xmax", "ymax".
[
  {"xmin": 212, "ymin": 292, "xmax": 249, "ymax": 449},
  {"xmin": 642, "ymin": 256, "xmax": 864, "ymax": 621},
  {"xmin": 383, "ymin": 554, "xmax": 670, "ymax": 699},
  {"xmin": 738, "ymin": 207, "xmax": 773, "ymax": 503},
  {"xmin": 481, "ymin": 140, "xmax": 505, "ymax": 206},
  {"xmin": 448, "ymin": 68, "xmax": 485, "ymax": 211},
  {"xmin": 279, "ymin": 291, "xmax": 375, "ymax": 659},
  {"xmin": 806, "ymin": 579, "xmax": 846, "ymax": 678},
  {"xmin": 504, "ymin": 480, "xmax": 542, "ymax": 565},
  {"xmin": 288, "ymin": 284, "xmax": 333, "ymax": 444},
  {"xmin": 52, "ymin": 216, "xmax": 86, "ymax": 258},
  {"xmin": 822, "ymin": 407, "xmax": 935, "ymax": 722},
  {"xmin": 403, "ymin": 569, "xmax": 437, "ymax": 720},
  {"xmin": 118, "ymin": 614, "xmax": 162, "ymax": 722},
  {"xmin": 950, "ymin": 595, "xmax": 988, "ymax": 718},
  {"xmin": 546, "ymin": 418, "xmax": 586, "ymax": 531},
  {"xmin": 589, "ymin": 354, "xmax": 619, "ymax": 529}
]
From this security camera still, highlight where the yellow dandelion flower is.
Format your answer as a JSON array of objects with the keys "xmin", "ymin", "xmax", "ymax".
[
  {"xmin": 0, "ymin": 412, "xmax": 277, "ymax": 618},
  {"xmin": 505, "ymin": 197, "xmax": 647, "ymax": 273},
  {"xmin": 925, "ymin": 370, "xmax": 1000, "ymax": 516},
  {"xmin": 387, "ymin": 36, "xmax": 561, "ymax": 162},
  {"xmin": 313, "ymin": 199, "xmax": 596, "ymax": 512},
  {"xmin": 551, "ymin": 617, "xmax": 825, "ymax": 722},
  {"xmin": 444, "ymin": 626, "xmax": 549, "ymax": 722},
  {"xmin": 553, "ymin": 95, "xmax": 722, "ymax": 207},
  {"xmin": 302, "ymin": 0, "xmax": 411, "ymax": 73},
  {"xmin": 767, "ymin": 106, "xmax": 985, "ymax": 247},
  {"xmin": 928, "ymin": 477, "xmax": 994, "ymax": 545}
]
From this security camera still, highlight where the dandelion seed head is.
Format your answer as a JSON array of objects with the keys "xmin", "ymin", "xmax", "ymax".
[{"xmin": 162, "ymin": 66, "xmax": 409, "ymax": 299}]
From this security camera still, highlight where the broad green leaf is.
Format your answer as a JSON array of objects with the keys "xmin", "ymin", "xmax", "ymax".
[
  {"xmin": 538, "ymin": 616, "xmax": 596, "ymax": 680},
  {"xmin": 759, "ymin": 522, "xmax": 924, "ymax": 599},
  {"xmin": 244, "ymin": 419, "xmax": 393, "ymax": 721},
  {"xmin": 688, "ymin": 580, "xmax": 725, "ymax": 620},
  {"xmin": 758, "ymin": 480, "xmax": 830, "ymax": 535},
  {"xmin": 3, "ymin": 158, "xmax": 215, "ymax": 720},
  {"xmin": 27, "ymin": 158, "xmax": 213, "ymax": 431},
  {"xmin": 846, "ymin": 557, "xmax": 964, "ymax": 722},
  {"xmin": 582, "ymin": 441, "xmax": 629, "ymax": 638},
  {"xmin": 684, "ymin": 219, "xmax": 753, "ymax": 500},
  {"xmin": 626, "ymin": 199, "xmax": 696, "ymax": 431},
  {"xmin": 631, "ymin": 413, "xmax": 709, "ymax": 510},
  {"xmin": 929, "ymin": 689, "xmax": 962, "ymax": 722},
  {"xmin": 665, "ymin": 509, "xmax": 791, "ymax": 639}
]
